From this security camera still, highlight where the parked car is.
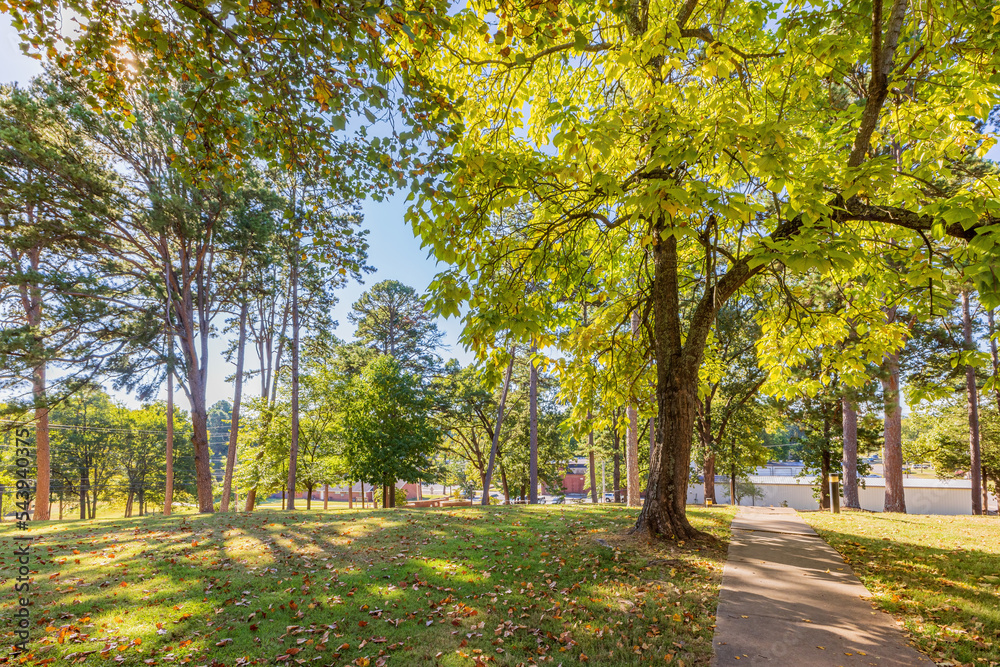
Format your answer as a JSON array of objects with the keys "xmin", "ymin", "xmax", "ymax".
[
  {"xmin": 551, "ymin": 496, "xmax": 566, "ymax": 504},
  {"xmin": 603, "ymin": 493, "xmax": 617, "ymax": 502}
]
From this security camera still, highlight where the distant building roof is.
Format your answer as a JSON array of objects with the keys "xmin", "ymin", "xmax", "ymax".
[{"xmin": 738, "ymin": 475, "xmax": 974, "ymax": 489}]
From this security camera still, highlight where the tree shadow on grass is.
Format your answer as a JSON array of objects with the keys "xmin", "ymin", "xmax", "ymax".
[
  {"xmin": 810, "ymin": 525, "xmax": 1000, "ymax": 665},
  {"xmin": 1, "ymin": 505, "xmax": 733, "ymax": 666}
]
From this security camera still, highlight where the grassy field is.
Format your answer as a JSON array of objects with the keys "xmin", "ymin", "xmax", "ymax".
[
  {"xmin": 805, "ymin": 512, "xmax": 1000, "ymax": 666},
  {"xmin": 2, "ymin": 505, "xmax": 735, "ymax": 666}
]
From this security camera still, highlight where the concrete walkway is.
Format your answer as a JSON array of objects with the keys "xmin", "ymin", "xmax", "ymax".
[{"xmin": 711, "ymin": 507, "xmax": 932, "ymax": 666}]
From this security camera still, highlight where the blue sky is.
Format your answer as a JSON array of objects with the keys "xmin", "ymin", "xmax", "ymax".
[{"xmin": 0, "ymin": 17, "xmax": 472, "ymax": 409}]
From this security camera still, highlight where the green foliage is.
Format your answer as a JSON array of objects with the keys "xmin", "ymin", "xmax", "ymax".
[
  {"xmin": 401, "ymin": 0, "xmax": 1000, "ymax": 534},
  {"xmin": 733, "ymin": 480, "xmax": 765, "ymax": 505},
  {"xmin": 348, "ymin": 280, "xmax": 443, "ymax": 374},
  {"xmin": 341, "ymin": 356, "xmax": 438, "ymax": 487},
  {"xmin": 0, "ymin": 79, "xmax": 121, "ymax": 408},
  {"xmin": 431, "ymin": 355, "xmax": 573, "ymax": 498},
  {"xmin": 904, "ymin": 398, "xmax": 1000, "ymax": 481},
  {"xmin": 6, "ymin": 0, "xmax": 456, "ymax": 196},
  {"xmin": 14, "ymin": 387, "xmax": 194, "ymax": 517}
]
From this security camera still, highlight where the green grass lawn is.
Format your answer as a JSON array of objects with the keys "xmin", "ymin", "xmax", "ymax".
[
  {"xmin": 2, "ymin": 505, "xmax": 735, "ymax": 666},
  {"xmin": 805, "ymin": 512, "xmax": 1000, "ymax": 666}
]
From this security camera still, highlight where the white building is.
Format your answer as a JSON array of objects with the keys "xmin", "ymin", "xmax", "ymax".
[{"xmin": 689, "ymin": 475, "xmax": 997, "ymax": 515}]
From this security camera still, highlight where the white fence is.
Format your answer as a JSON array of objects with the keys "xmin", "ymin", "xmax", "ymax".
[{"xmin": 687, "ymin": 475, "xmax": 996, "ymax": 515}]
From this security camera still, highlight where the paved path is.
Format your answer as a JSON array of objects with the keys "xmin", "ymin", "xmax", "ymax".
[{"xmin": 710, "ymin": 507, "xmax": 932, "ymax": 666}]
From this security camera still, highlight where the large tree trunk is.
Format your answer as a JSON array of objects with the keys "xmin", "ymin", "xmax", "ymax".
[
  {"xmin": 287, "ymin": 246, "xmax": 300, "ymax": 510},
  {"xmin": 243, "ymin": 487, "xmax": 256, "ymax": 512},
  {"xmin": 481, "ymin": 350, "xmax": 515, "ymax": 504},
  {"xmin": 79, "ymin": 465, "xmax": 89, "ymax": 519},
  {"xmin": 164, "ymin": 267, "xmax": 175, "ymax": 517},
  {"xmin": 962, "ymin": 289, "xmax": 983, "ymax": 515},
  {"xmin": 165, "ymin": 370, "xmax": 174, "ymax": 516},
  {"xmin": 989, "ymin": 309, "xmax": 1000, "ymax": 414},
  {"xmin": 632, "ymin": 234, "xmax": 700, "ymax": 539},
  {"xmin": 588, "ymin": 437, "xmax": 598, "ymax": 503},
  {"xmin": 729, "ymin": 464, "xmax": 737, "ymax": 505},
  {"xmin": 841, "ymin": 396, "xmax": 861, "ymax": 509},
  {"xmin": 187, "ymin": 379, "xmax": 215, "ymax": 513},
  {"xmin": 626, "ymin": 312, "xmax": 641, "ymax": 507},
  {"xmin": 27, "ymin": 245, "xmax": 50, "ymax": 521},
  {"xmin": 611, "ymin": 417, "xmax": 622, "ymax": 502},
  {"xmin": 499, "ymin": 460, "xmax": 510, "ymax": 504},
  {"xmin": 221, "ymin": 299, "xmax": 248, "ymax": 512},
  {"xmin": 32, "ymin": 363, "xmax": 51, "ymax": 521},
  {"xmin": 529, "ymin": 346, "xmax": 539, "ymax": 504},
  {"xmin": 881, "ymin": 350, "xmax": 906, "ymax": 513}
]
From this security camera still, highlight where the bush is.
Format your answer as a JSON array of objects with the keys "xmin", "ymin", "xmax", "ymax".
[{"xmin": 395, "ymin": 488, "xmax": 408, "ymax": 507}]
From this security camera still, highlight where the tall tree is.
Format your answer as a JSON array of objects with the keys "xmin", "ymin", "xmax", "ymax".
[
  {"xmin": 695, "ymin": 296, "xmax": 767, "ymax": 504},
  {"xmin": 841, "ymin": 395, "xmax": 861, "ymax": 509},
  {"xmin": 528, "ymin": 344, "xmax": 539, "ymax": 504},
  {"xmin": 0, "ymin": 80, "xmax": 119, "ymax": 520},
  {"xmin": 409, "ymin": 0, "xmax": 1000, "ymax": 539},
  {"xmin": 220, "ymin": 300, "xmax": 247, "ymax": 512},
  {"xmin": 341, "ymin": 356, "xmax": 438, "ymax": 507},
  {"xmin": 961, "ymin": 288, "xmax": 983, "ymax": 515},
  {"xmin": 348, "ymin": 280, "xmax": 443, "ymax": 374}
]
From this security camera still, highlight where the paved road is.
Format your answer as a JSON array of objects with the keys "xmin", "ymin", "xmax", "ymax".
[{"xmin": 711, "ymin": 507, "xmax": 932, "ymax": 666}]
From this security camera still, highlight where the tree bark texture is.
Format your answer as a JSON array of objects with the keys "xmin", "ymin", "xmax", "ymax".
[
  {"xmin": 989, "ymin": 309, "xmax": 1000, "ymax": 414},
  {"xmin": 529, "ymin": 345, "xmax": 539, "ymax": 504},
  {"xmin": 187, "ymin": 375, "xmax": 215, "ymax": 513},
  {"xmin": 588, "ymin": 434, "xmax": 598, "ymax": 503},
  {"xmin": 841, "ymin": 396, "xmax": 861, "ymax": 509},
  {"xmin": 481, "ymin": 349, "xmax": 515, "ymax": 504},
  {"xmin": 287, "ymin": 248, "xmax": 300, "ymax": 510},
  {"xmin": 611, "ymin": 421, "xmax": 622, "ymax": 503},
  {"xmin": 626, "ymin": 311, "xmax": 642, "ymax": 507},
  {"xmin": 632, "ymin": 234, "xmax": 702, "ymax": 539},
  {"xmin": 243, "ymin": 487, "xmax": 256, "ymax": 512},
  {"xmin": 165, "ymin": 370, "xmax": 175, "ymax": 516},
  {"xmin": 962, "ymin": 289, "xmax": 983, "ymax": 515},
  {"xmin": 32, "ymin": 363, "xmax": 51, "ymax": 521},
  {"xmin": 881, "ymin": 350, "xmax": 906, "ymax": 513},
  {"xmin": 27, "ymin": 246, "xmax": 50, "ymax": 520},
  {"xmin": 221, "ymin": 299, "xmax": 248, "ymax": 512}
]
